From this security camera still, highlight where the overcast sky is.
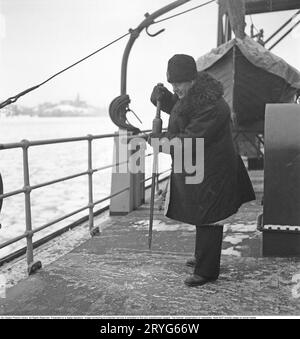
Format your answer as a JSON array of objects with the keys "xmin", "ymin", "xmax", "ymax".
[{"xmin": 0, "ymin": 0, "xmax": 299, "ymax": 127}]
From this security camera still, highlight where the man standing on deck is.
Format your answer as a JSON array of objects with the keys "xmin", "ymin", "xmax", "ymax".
[{"xmin": 149, "ymin": 54, "xmax": 255, "ymax": 287}]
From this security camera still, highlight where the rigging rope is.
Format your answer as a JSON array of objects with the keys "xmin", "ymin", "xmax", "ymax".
[
  {"xmin": 0, "ymin": 0, "xmax": 216, "ymax": 110},
  {"xmin": 153, "ymin": 0, "xmax": 215, "ymax": 25},
  {"xmin": 0, "ymin": 32, "xmax": 131, "ymax": 109},
  {"xmin": 265, "ymin": 9, "xmax": 300, "ymax": 45},
  {"xmin": 39, "ymin": 32, "xmax": 131, "ymax": 88},
  {"xmin": 269, "ymin": 19, "xmax": 300, "ymax": 51}
]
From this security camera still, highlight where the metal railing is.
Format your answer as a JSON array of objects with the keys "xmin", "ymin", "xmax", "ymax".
[{"xmin": 0, "ymin": 130, "xmax": 171, "ymax": 274}]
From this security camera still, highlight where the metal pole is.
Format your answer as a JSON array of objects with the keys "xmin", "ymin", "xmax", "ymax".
[
  {"xmin": 120, "ymin": 0, "xmax": 192, "ymax": 95},
  {"xmin": 269, "ymin": 19, "xmax": 300, "ymax": 51},
  {"xmin": 148, "ymin": 99, "xmax": 162, "ymax": 249},
  {"xmin": 87, "ymin": 136, "xmax": 94, "ymax": 230},
  {"xmin": 22, "ymin": 140, "xmax": 41, "ymax": 275},
  {"xmin": 264, "ymin": 9, "xmax": 300, "ymax": 44},
  {"xmin": 217, "ymin": 6, "xmax": 225, "ymax": 46},
  {"xmin": 148, "ymin": 150, "xmax": 158, "ymax": 250},
  {"xmin": 87, "ymin": 136, "xmax": 99, "ymax": 236},
  {"xmin": 22, "ymin": 141, "xmax": 34, "ymax": 265}
]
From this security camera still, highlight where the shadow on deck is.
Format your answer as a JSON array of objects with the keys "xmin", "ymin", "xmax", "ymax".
[{"xmin": 1, "ymin": 171, "xmax": 300, "ymax": 317}]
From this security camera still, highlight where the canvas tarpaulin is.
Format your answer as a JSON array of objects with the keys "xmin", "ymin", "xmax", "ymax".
[{"xmin": 196, "ymin": 36, "xmax": 300, "ymax": 127}]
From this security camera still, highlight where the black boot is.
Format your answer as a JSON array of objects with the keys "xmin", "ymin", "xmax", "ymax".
[{"xmin": 184, "ymin": 274, "xmax": 217, "ymax": 287}]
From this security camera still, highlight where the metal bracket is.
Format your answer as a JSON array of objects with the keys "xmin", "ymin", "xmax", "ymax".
[
  {"xmin": 257, "ymin": 213, "xmax": 264, "ymax": 232},
  {"xmin": 28, "ymin": 261, "xmax": 42, "ymax": 275},
  {"xmin": 90, "ymin": 226, "xmax": 101, "ymax": 237},
  {"xmin": 146, "ymin": 26, "xmax": 165, "ymax": 37}
]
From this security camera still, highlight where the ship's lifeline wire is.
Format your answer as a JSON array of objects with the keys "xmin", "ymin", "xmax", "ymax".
[
  {"xmin": 0, "ymin": 0, "xmax": 215, "ymax": 109},
  {"xmin": 153, "ymin": 0, "xmax": 215, "ymax": 24},
  {"xmin": 0, "ymin": 32, "xmax": 131, "ymax": 109}
]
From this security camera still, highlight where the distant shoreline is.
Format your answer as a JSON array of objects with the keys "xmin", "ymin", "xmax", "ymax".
[{"xmin": 0, "ymin": 115, "xmax": 108, "ymax": 119}]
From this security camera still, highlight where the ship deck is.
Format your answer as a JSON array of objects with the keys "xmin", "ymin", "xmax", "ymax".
[{"xmin": 1, "ymin": 171, "xmax": 300, "ymax": 317}]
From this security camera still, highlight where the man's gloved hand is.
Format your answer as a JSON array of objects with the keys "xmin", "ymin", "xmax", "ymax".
[{"xmin": 150, "ymin": 85, "xmax": 169, "ymax": 106}]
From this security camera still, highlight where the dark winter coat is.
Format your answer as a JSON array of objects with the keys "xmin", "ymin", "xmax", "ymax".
[{"xmin": 153, "ymin": 71, "xmax": 255, "ymax": 226}]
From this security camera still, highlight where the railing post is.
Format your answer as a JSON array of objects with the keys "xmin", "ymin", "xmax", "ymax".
[
  {"xmin": 133, "ymin": 139, "xmax": 146, "ymax": 209},
  {"xmin": 110, "ymin": 130, "xmax": 134, "ymax": 215},
  {"xmin": 21, "ymin": 140, "xmax": 42, "ymax": 275},
  {"xmin": 88, "ymin": 135, "xmax": 100, "ymax": 236}
]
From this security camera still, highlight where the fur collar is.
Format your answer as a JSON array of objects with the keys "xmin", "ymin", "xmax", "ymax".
[{"xmin": 175, "ymin": 71, "xmax": 224, "ymax": 116}]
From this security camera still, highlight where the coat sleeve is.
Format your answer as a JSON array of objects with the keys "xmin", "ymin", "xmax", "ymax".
[
  {"xmin": 166, "ymin": 100, "xmax": 230, "ymax": 146},
  {"xmin": 151, "ymin": 89, "xmax": 178, "ymax": 114}
]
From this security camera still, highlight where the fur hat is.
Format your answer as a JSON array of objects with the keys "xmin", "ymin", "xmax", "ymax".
[{"xmin": 167, "ymin": 54, "xmax": 198, "ymax": 83}]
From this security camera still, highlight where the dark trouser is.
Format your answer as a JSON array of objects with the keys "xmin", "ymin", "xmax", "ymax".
[{"xmin": 194, "ymin": 225, "xmax": 224, "ymax": 279}]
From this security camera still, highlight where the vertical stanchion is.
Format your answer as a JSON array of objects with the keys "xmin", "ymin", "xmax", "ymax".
[
  {"xmin": 140, "ymin": 139, "xmax": 146, "ymax": 205},
  {"xmin": 132, "ymin": 141, "xmax": 146, "ymax": 209},
  {"xmin": 148, "ymin": 147, "xmax": 159, "ymax": 250},
  {"xmin": 22, "ymin": 140, "xmax": 41, "ymax": 275},
  {"xmin": 110, "ymin": 130, "xmax": 134, "ymax": 215},
  {"xmin": 88, "ymin": 136, "xmax": 99, "ymax": 236},
  {"xmin": 148, "ymin": 94, "xmax": 163, "ymax": 250}
]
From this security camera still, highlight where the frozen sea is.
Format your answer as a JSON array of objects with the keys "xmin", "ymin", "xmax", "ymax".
[{"xmin": 0, "ymin": 116, "xmax": 168, "ymax": 258}]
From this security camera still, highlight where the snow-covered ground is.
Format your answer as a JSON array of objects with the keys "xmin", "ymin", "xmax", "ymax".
[{"xmin": 0, "ymin": 211, "xmax": 109, "ymax": 289}]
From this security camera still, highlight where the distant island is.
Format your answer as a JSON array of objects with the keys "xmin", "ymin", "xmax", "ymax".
[{"xmin": 0, "ymin": 95, "xmax": 107, "ymax": 118}]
